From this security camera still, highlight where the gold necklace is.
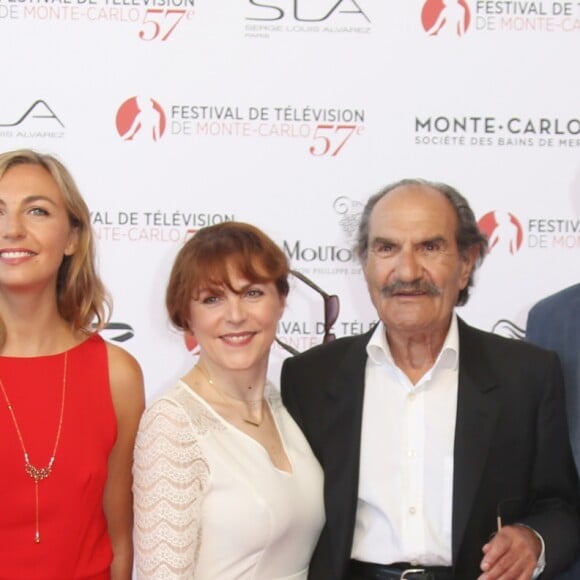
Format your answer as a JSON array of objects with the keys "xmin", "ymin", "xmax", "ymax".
[
  {"xmin": 0, "ymin": 352, "xmax": 68, "ymax": 544},
  {"xmin": 195, "ymin": 364, "xmax": 265, "ymax": 427}
]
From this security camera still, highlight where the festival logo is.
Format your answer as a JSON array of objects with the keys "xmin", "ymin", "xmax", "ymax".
[
  {"xmin": 116, "ymin": 99, "xmax": 365, "ymax": 156},
  {"xmin": 170, "ymin": 103, "xmax": 365, "ymax": 156},
  {"xmin": 422, "ymin": 1, "xmax": 580, "ymax": 36},
  {"xmin": 527, "ymin": 216, "xmax": 580, "ymax": 249},
  {"xmin": 478, "ymin": 209, "xmax": 580, "ymax": 252},
  {"xmin": 421, "ymin": 0, "xmax": 471, "ymax": 36},
  {"xmin": 478, "ymin": 210, "xmax": 524, "ymax": 255},
  {"xmin": 91, "ymin": 209, "xmax": 233, "ymax": 244},
  {"xmin": 0, "ymin": 99, "xmax": 65, "ymax": 138},
  {"xmin": 5, "ymin": 3, "xmax": 196, "ymax": 43},
  {"xmin": 116, "ymin": 96, "xmax": 167, "ymax": 142}
]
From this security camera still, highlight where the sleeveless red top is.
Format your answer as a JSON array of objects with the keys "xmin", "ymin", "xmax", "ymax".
[{"xmin": 0, "ymin": 334, "xmax": 116, "ymax": 579}]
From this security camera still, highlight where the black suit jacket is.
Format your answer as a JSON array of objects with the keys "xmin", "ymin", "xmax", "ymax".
[{"xmin": 281, "ymin": 318, "xmax": 580, "ymax": 580}]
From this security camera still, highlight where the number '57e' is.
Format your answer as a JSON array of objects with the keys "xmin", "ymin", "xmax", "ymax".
[
  {"xmin": 309, "ymin": 124, "xmax": 365, "ymax": 157},
  {"xmin": 139, "ymin": 9, "xmax": 193, "ymax": 41}
]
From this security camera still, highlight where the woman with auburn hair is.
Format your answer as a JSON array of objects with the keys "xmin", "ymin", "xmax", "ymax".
[
  {"xmin": 133, "ymin": 221, "xmax": 324, "ymax": 579},
  {"xmin": 0, "ymin": 149, "xmax": 144, "ymax": 579}
]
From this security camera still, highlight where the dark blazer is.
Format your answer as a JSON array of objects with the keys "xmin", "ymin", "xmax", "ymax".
[
  {"xmin": 281, "ymin": 318, "xmax": 580, "ymax": 580},
  {"xmin": 526, "ymin": 284, "xmax": 580, "ymax": 580}
]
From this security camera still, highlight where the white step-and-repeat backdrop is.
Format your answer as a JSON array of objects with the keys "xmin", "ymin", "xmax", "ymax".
[{"xmin": 2, "ymin": 0, "xmax": 579, "ymax": 399}]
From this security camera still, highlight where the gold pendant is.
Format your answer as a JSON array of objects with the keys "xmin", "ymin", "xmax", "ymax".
[{"xmin": 26, "ymin": 463, "xmax": 53, "ymax": 482}]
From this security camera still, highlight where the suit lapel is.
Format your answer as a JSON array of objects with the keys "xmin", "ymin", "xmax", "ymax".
[
  {"xmin": 452, "ymin": 319, "xmax": 501, "ymax": 562},
  {"xmin": 321, "ymin": 331, "xmax": 371, "ymax": 574}
]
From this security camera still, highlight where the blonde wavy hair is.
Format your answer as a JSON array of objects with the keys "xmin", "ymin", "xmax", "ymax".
[{"xmin": 0, "ymin": 149, "xmax": 111, "ymax": 345}]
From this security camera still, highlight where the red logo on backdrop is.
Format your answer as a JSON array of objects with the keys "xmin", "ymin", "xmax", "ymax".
[
  {"xmin": 185, "ymin": 332, "xmax": 199, "ymax": 353},
  {"xmin": 421, "ymin": 0, "xmax": 471, "ymax": 36},
  {"xmin": 116, "ymin": 96, "xmax": 166, "ymax": 142},
  {"xmin": 478, "ymin": 211, "xmax": 524, "ymax": 255}
]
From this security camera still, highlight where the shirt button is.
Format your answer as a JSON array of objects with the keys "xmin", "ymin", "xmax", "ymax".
[
  {"xmin": 408, "ymin": 450, "xmax": 416, "ymax": 458},
  {"xmin": 409, "ymin": 506, "xmax": 416, "ymax": 515},
  {"xmin": 409, "ymin": 393, "xmax": 416, "ymax": 402}
]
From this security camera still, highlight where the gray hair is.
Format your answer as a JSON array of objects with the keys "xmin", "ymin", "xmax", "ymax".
[{"xmin": 355, "ymin": 178, "xmax": 488, "ymax": 306}]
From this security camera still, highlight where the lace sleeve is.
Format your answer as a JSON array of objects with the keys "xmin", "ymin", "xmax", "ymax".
[{"xmin": 133, "ymin": 396, "xmax": 210, "ymax": 579}]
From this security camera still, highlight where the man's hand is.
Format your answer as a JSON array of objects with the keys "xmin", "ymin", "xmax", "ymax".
[{"xmin": 478, "ymin": 525, "xmax": 542, "ymax": 579}]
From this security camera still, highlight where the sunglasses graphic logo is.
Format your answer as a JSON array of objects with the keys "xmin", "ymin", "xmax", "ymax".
[
  {"xmin": 276, "ymin": 270, "xmax": 340, "ymax": 356},
  {"xmin": 93, "ymin": 322, "xmax": 135, "ymax": 342}
]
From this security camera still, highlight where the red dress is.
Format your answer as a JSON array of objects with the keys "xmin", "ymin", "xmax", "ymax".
[{"xmin": 0, "ymin": 334, "xmax": 116, "ymax": 579}]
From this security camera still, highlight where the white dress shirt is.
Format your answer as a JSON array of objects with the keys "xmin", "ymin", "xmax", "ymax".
[{"xmin": 351, "ymin": 316, "xmax": 460, "ymax": 566}]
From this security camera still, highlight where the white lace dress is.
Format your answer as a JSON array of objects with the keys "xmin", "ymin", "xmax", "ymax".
[{"xmin": 133, "ymin": 380, "xmax": 324, "ymax": 579}]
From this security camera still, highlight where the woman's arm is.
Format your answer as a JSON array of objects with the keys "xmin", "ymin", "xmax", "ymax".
[
  {"xmin": 104, "ymin": 342, "xmax": 146, "ymax": 580},
  {"xmin": 133, "ymin": 394, "xmax": 210, "ymax": 579}
]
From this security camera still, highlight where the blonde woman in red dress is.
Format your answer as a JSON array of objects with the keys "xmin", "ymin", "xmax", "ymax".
[{"xmin": 0, "ymin": 149, "xmax": 145, "ymax": 579}]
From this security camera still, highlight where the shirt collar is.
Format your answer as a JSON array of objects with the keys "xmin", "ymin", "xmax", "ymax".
[{"xmin": 366, "ymin": 314, "xmax": 459, "ymax": 372}]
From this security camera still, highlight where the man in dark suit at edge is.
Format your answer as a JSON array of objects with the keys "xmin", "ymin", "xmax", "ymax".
[
  {"xmin": 526, "ymin": 283, "xmax": 580, "ymax": 580},
  {"xmin": 281, "ymin": 179, "xmax": 580, "ymax": 580}
]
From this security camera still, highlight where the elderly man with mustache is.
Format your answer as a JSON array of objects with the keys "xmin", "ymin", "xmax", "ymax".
[{"xmin": 281, "ymin": 179, "xmax": 580, "ymax": 580}]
